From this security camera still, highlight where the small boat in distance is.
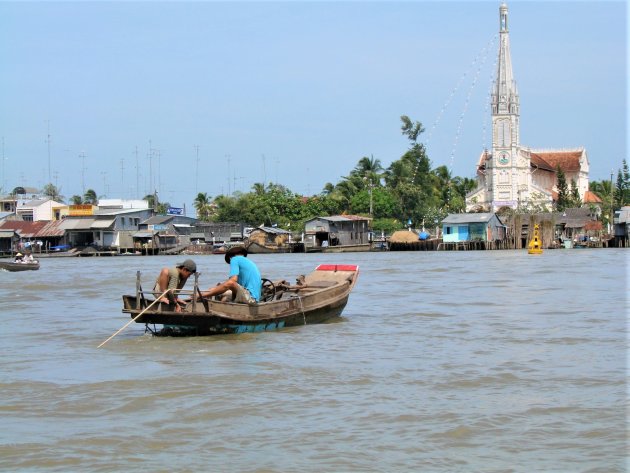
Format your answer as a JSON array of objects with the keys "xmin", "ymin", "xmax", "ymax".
[
  {"xmin": 0, "ymin": 261, "xmax": 40, "ymax": 271},
  {"xmin": 122, "ymin": 264, "xmax": 359, "ymax": 336}
]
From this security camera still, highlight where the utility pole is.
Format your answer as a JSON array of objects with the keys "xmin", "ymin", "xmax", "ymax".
[
  {"xmin": 45, "ymin": 120, "xmax": 52, "ymax": 183},
  {"xmin": 262, "ymin": 154, "xmax": 266, "ymax": 188},
  {"xmin": 79, "ymin": 151, "xmax": 87, "ymax": 194},
  {"xmin": 1, "ymin": 137, "xmax": 5, "ymax": 193},
  {"xmin": 120, "ymin": 158, "xmax": 125, "ymax": 199},
  {"xmin": 148, "ymin": 140, "xmax": 153, "ymax": 196},
  {"xmin": 134, "ymin": 146, "xmax": 139, "ymax": 199},
  {"xmin": 195, "ymin": 145, "xmax": 200, "ymax": 195},
  {"xmin": 226, "ymin": 154, "xmax": 232, "ymax": 195},
  {"xmin": 101, "ymin": 171, "xmax": 108, "ymax": 197}
]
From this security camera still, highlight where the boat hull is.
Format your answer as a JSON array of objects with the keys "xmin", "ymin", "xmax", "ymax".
[
  {"xmin": 130, "ymin": 295, "xmax": 349, "ymax": 336},
  {"xmin": 0, "ymin": 261, "xmax": 40, "ymax": 271},
  {"xmin": 245, "ymin": 241, "xmax": 292, "ymax": 254},
  {"xmin": 305, "ymin": 244, "xmax": 371, "ymax": 253}
]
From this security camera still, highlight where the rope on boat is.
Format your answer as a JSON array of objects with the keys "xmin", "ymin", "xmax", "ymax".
[{"xmin": 297, "ymin": 294, "xmax": 306, "ymax": 325}]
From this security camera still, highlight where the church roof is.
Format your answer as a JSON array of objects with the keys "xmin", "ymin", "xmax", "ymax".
[
  {"xmin": 583, "ymin": 191, "xmax": 603, "ymax": 204},
  {"xmin": 530, "ymin": 150, "xmax": 583, "ymax": 172}
]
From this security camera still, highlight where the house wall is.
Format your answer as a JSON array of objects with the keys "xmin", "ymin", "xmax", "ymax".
[
  {"xmin": 331, "ymin": 221, "xmax": 369, "ymax": 245},
  {"xmin": 442, "ymin": 216, "xmax": 506, "ymax": 243},
  {"xmin": 442, "ymin": 224, "xmax": 474, "ymax": 243},
  {"xmin": 304, "ymin": 218, "xmax": 370, "ymax": 247}
]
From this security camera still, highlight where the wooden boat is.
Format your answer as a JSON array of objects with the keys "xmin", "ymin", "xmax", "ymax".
[
  {"xmin": 122, "ymin": 264, "xmax": 359, "ymax": 336},
  {"xmin": 0, "ymin": 261, "xmax": 40, "ymax": 271},
  {"xmin": 245, "ymin": 240, "xmax": 292, "ymax": 254},
  {"xmin": 321, "ymin": 243, "xmax": 371, "ymax": 253},
  {"xmin": 244, "ymin": 226, "xmax": 295, "ymax": 254}
]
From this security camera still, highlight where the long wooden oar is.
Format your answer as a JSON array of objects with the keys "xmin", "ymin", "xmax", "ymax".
[{"xmin": 98, "ymin": 289, "xmax": 170, "ymax": 348}]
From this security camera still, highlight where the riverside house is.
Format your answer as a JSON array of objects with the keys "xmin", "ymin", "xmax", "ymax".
[{"xmin": 442, "ymin": 213, "xmax": 507, "ymax": 248}]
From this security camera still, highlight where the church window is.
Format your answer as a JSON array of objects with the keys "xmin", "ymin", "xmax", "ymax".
[{"xmin": 498, "ymin": 120, "xmax": 510, "ymax": 147}]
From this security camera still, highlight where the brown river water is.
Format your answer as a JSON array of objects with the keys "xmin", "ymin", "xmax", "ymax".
[{"xmin": 0, "ymin": 249, "xmax": 627, "ymax": 472}]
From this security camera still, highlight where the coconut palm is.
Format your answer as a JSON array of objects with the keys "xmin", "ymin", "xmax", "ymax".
[
  {"xmin": 252, "ymin": 183, "xmax": 266, "ymax": 195},
  {"xmin": 42, "ymin": 183, "xmax": 63, "ymax": 202},
  {"xmin": 83, "ymin": 189, "xmax": 98, "ymax": 204},
  {"xmin": 194, "ymin": 192, "xmax": 213, "ymax": 221}
]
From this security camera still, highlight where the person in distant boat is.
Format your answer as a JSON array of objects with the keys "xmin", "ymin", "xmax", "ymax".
[
  {"xmin": 154, "ymin": 259, "xmax": 197, "ymax": 312},
  {"xmin": 198, "ymin": 246, "xmax": 261, "ymax": 304},
  {"xmin": 14, "ymin": 252, "xmax": 24, "ymax": 263},
  {"xmin": 23, "ymin": 251, "xmax": 34, "ymax": 263}
]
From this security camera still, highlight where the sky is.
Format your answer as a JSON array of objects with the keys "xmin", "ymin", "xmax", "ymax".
[{"xmin": 0, "ymin": 1, "xmax": 627, "ymax": 214}]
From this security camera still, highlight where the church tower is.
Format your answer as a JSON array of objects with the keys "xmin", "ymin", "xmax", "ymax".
[
  {"xmin": 488, "ymin": 2, "xmax": 525, "ymax": 209},
  {"xmin": 466, "ymin": 2, "xmax": 591, "ymax": 213}
]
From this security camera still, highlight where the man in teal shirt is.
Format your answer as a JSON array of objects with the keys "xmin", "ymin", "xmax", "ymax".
[{"xmin": 200, "ymin": 246, "xmax": 261, "ymax": 303}]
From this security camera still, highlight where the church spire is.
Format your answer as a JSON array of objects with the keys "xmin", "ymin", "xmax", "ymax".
[{"xmin": 492, "ymin": 3, "xmax": 519, "ymax": 116}]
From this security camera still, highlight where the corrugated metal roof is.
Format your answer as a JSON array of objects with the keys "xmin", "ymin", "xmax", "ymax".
[
  {"xmin": 0, "ymin": 230, "xmax": 17, "ymax": 238},
  {"xmin": 556, "ymin": 208, "xmax": 597, "ymax": 227},
  {"xmin": 59, "ymin": 218, "xmax": 96, "ymax": 230},
  {"xmin": 94, "ymin": 208, "xmax": 149, "ymax": 216},
  {"xmin": 0, "ymin": 220, "xmax": 48, "ymax": 237},
  {"xmin": 308, "ymin": 215, "xmax": 370, "ymax": 223},
  {"xmin": 133, "ymin": 231, "xmax": 155, "ymax": 238},
  {"xmin": 616, "ymin": 207, "xmax": 630, "ymax": 224},
  {"xmin": 442, "ymin": 213, "xmax": 497, "ymax": 224},
  {"xmin": 252, "ymin": 226, "xmax": 291, "ymax": 235},
  {"xmin": 91, "ymin": 219, "xmax": 115, "ymax": 229},
  {"xmin": 142, "ymin": 215, "xmax": 172, "ymax": 225},
  {"xmin": 35, "ymin": 220, "xmax": 65, "ymax": 237}
]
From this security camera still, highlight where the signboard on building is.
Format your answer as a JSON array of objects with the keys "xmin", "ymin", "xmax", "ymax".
[
  {"xmin": 167, "ymin": 207, "xmax": 183, "ymax": 215},
  {"xmin": 69, "ymin": 204, "xmax": 95, "ymax": 216}
]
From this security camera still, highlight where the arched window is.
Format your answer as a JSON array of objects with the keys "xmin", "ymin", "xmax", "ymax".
[{"xmin": 498, "ymin": 120, "xmax": 511, "ymax": 147}]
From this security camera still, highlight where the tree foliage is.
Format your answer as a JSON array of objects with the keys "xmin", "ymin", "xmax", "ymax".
[
  {"xmin": 84, "ymin": 189, "xmax": 98, "ymax": 204},
  {"xmin": 194, "ymin": 192, "xmax": 213, "ymax": 221},
  {"xmin": 614, "ymin": 159, "xmax": 630, "ymax": 207},
  {"xmin": 42, "ymin": 183, "xmax": 63, "ymax": 202},
  {"xmin": 555, "ymin": 166, "xmax": 570, "ymax": 211},
  {"xmin": 194, "ymin": 114, "xmax": 580, "ymax": 234}
]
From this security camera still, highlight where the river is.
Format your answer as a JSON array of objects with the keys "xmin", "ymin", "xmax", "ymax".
[{"xmin": 0, "ymin": 249, "xmax": 627, "ymax": 472}]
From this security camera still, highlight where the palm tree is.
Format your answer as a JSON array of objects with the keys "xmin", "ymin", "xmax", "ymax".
[
  {"xmin": 83, "ymin": 189, "xmax": 98, "ymax": 204},
  {"xmin": 400, "ymin": 115, "xmax": 425, "ymax": 144},
  {"xmin": 321, "ymin": 182, "xmax": 335, "ymax": 196},
  {"xmin": 70, "ymin": 195, "xmax": 83, "ymax": 205},
  {"xmin": 42, "ymin": 183, "xmax": 63, "ymax": 202},
  {"xmin": 252, "ymin": 183, "xmax": 266, "ymax": 195},
  {"xmin": 194, "ymin": 192, "xmax": 212, "ymax": 221}
]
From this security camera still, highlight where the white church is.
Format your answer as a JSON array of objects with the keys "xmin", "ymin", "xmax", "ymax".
[{"xmin": 466, "ymin": 3, "xmax": 600, "ymax": 212}]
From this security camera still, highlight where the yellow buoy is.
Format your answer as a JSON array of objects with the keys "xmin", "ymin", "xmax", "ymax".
[{"xmin": 528, "ymin": 223, "xmax": 543, "ymax": 254}]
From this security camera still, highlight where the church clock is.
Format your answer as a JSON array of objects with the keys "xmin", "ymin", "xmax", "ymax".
[{"xmin": 498, "ymin": 152, "xmax": 510, "ymax": 165}]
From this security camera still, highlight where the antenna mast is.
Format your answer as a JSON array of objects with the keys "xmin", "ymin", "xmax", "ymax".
[{"xmin": 45, "ymin": 120, "xmax": 52, "ymax": 183}]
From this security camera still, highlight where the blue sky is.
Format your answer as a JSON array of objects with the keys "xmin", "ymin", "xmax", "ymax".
[{"xmin": 0, "ymin": 1, "xmax": 626, "ymax": 213}]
